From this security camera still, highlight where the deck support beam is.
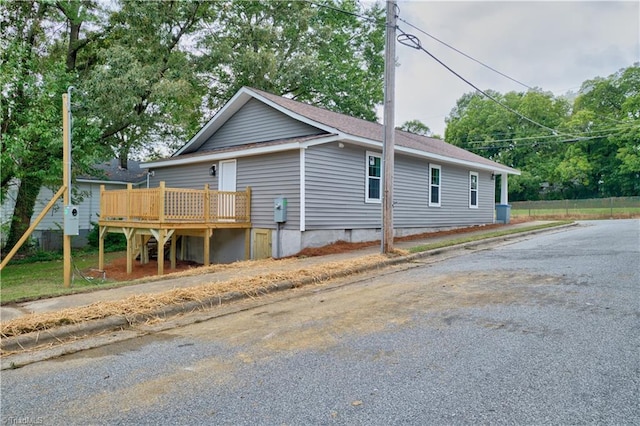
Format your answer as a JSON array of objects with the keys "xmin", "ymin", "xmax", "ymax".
[
  {"xmin": 170, "ymin": 233, "xmax": 177, "ymax": 270},
  {"xmin": 203, "ymin": 229, "xmax": 212, "ymax": 266},
  {"xmin": 245, "ymin": 228, "xmax": 251, "ymax": 260},
  {"xmin": 123, "ymin": 227, "xmax": 136, "ymax": 275}
]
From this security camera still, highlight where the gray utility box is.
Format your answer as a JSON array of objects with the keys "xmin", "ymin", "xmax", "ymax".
[
  {"xmin": 274, "ymin": 197, "xmax": 288, "ymax": 223},
  {"xmin": 495, "ymin": 204, "xmax": 511, "ymax": 224},
  {"xmin": 64, "ymin": 205, "xmax": 80, "ymax": 235}
]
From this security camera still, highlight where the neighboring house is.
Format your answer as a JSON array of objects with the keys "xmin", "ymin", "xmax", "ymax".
[
  {"xmin": 142, "ymin": 87, "xmax": 520, "ymax": 263},
  {"xmin": 1, "ymin": 160, "xmax": 147, "ymax": 250}
]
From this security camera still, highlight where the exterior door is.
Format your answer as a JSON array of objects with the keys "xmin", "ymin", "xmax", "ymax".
[
  {"xmin": 218, "ymin": 160, "xmax": 237, "ymax": 220},
  {"xmin": 252, "ymin": 228, "xmax": 272, "ymax": 259}
]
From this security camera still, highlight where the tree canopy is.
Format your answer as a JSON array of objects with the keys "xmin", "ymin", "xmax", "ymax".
[
  {"xmin": 0, "ymin": 0, "xmax": 385, "ymax": 250},
  {"xmin": 445, "ymin": 64, "xmax": 640, "ymax": 201}
]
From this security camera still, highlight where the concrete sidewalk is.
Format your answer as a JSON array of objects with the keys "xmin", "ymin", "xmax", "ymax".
[{"xmin": 0, "ymin": 221, "xmax": 567, "ymax": 323}]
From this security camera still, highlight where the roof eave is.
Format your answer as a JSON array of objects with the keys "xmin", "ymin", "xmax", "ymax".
[{"xmin": 143, "ymin": 135, "xmax": 342, "ymax": 169}]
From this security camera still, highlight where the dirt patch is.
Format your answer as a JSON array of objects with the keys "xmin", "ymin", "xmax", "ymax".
[
  {"xmin": 295, "ymin": 222, "xmax": 518, "ymax": 257},
  {"xmin": 84, "ymin": 257, "xmax": 202, "ymax": 282}
]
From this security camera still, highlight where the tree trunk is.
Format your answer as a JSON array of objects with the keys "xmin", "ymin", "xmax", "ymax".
[{"xmin": 4, "ymin": 175, "xmax": 44, "ymax": 252}]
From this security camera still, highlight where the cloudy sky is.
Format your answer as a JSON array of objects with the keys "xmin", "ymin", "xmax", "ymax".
[{"xmin": 390, "ymin": 1, "xmax": 639, "ymax": 136}]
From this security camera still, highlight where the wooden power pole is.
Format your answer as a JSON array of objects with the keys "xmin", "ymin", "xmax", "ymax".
[
  {"xmin": 382, "ymin": 0, "xmax": 397, "ymax": 254},
  {"xmin": 63, "ymin": 92, "xmax": 72, "ymax": 287}
]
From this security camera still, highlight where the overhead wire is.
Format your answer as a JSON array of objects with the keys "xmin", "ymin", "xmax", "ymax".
[
  {"xmin": 396, "ymin": 25, "xmax": 578, "ymax": 140},
  {"xmin": 397, "ymin": 17, "xmax": 533, "ymax": 91},
  {"xmin": 297, "ymin": 1, "xmax": 615, "ymax": 146}
]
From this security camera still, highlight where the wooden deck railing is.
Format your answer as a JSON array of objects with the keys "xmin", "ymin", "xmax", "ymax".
[{"xmin": 100, "ymin": 182, "xmax": 251, "ymax": 223}]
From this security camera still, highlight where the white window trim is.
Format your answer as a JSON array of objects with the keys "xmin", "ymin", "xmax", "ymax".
[
  {"xmin": 469, "ymin": 171, "xmax": 479, "ymax": 209},
  {"xmin": 365, "ymin": 151, "xmax": 382, "ymax": 204},
  {"xmin": 429, "ymin": 164, "xmax": 441, "ymax": 207}
]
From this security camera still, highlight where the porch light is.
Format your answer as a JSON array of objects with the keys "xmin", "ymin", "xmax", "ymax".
[{"xmin": 209, "ymin": 165, "xmax": 216, "ymax": 176}]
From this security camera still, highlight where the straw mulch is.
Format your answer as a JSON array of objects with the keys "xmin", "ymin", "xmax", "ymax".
[{"xmin": 0, "ymin": 254, "xmax": 390, "ymax": 340}]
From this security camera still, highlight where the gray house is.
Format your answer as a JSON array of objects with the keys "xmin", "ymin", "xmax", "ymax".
[
  {"xmin": 1, "ymin": 160, "xmax": 147, "ymax": 250},
  {"xmin": 143, "ymin": 87, "xmax": 519, "ymax": 262}
]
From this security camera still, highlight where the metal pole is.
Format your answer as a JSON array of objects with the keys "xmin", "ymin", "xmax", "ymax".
[{"xmin": 382, "ymin": 0, "xmax": 397, "ymax": 254}]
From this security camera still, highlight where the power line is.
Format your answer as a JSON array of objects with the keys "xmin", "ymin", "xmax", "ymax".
[
  {"xmin": 396, "ymin": 25, "xmax": 577, "ymax": 139},
  {"xmin": 397, "ymin": 17, "xmax": 533, "ymax": 90},
  {"xmin": 469, "ymin": 134, "xmax": 609, "ymax": 151},
  {"xmin": 465, "ymin": 123, "xmax": 636, "ymax": 145}
]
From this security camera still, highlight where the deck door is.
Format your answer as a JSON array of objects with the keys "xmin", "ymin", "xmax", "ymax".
[{"xmin": 218, "ymin": 160, "xmax": 237, "ymax": 220}]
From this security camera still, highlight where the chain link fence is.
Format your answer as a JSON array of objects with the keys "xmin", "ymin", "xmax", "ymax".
[{"xmin": 510, "ymin": 197, "xmax": 640, "ymax": 219}]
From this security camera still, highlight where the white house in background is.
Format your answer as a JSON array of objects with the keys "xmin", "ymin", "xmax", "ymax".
[
  {"xmin": 141, "ymin": 87, "xmax": 520, "ymax": 264},
  {"xmin": 1, "ymin": 160, "xmax": 147, "ymax": 250}
]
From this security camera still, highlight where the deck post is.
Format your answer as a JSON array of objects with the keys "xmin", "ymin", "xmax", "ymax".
[
  {"xmin": 204, "ymin": 184, "xmax": 210, "ymax": 222},
  {"xmin": 157, "ymin": 228, "xmax": 166, "ymax": 275},
  {"xmin": 246, "ymin": 187, "xmax": 252, "ymax": 222},
  {"xmin": 203, "ymin": 229, "xmax": 211, "ymax": 266},
  {"xmin": 159, "ymin": 181, "xmax": 166, "ymax": 222},
  {"xmin": 170, "ymin": 233, "xmax": 177, "ymax": 270},
  {"xmin": 245, "ymin": 228, "xmax": 251, "ymax": 260},
  {"xmin": 126, "ymin": 183, "xmax": 132, "ymax": 221},
  {"xmin": 124, "ymin": 228, "xmax": 135, "ymax": 274}
]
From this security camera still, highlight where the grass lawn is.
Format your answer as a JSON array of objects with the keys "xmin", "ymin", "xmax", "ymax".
[
  {"xmin": 1, "ymin": 251, "xmax": 125, "ymax": 304},
  {"xmin": 512, "ymin": 207, "xmax": 640, "ymax": 218},
  {"xmin": 409, "ymin": 221, "xmax": 573, "ymax": 253}
]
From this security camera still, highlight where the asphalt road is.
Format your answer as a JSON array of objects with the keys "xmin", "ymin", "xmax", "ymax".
[{"xmin": 2, "ymin": 219, "xmax": 638, "ymax": 425}]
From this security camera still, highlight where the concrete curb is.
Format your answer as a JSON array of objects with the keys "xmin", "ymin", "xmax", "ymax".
[{"xmin": 0, "ymin": 223, "xmax": 577, "ymax": 359}]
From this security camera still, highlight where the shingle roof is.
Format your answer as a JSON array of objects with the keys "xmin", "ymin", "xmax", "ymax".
[
  {"xmin": 249, "ymin": 87, "xmax": 519, "ymax": 174},
  {"xmin": 79, "ymin": 159, "xmax": 147, "ymax": 184}
]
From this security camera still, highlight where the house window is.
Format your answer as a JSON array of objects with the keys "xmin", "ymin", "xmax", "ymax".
[
  {"xmin": 365, "ymin": 151, "xmax": 381, "ymax": 203},
  {"xmin": 429, "ymin": 164, "xmax": 441, "ymax": 207},
  {"xmin": 469, "ymin": 171, "xmax": 479, "ymax": 208}
]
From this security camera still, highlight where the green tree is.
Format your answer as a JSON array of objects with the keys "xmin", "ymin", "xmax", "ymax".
[
  {"xmin": 81, "ymin": 0, "xmax": 206, "ymax": 167},
  {"xmin": 445, "ymin": 89, "xmax": 572, "ymax": 200},
  {"xmin": 1, "ymin": 1, "xmax": 89, "ymax": 251},
  {"xmin": 398, "ymin": 119, "xmax": 432, "ymax": 136},
  {"xmin": 571, "ymin": 64, "xmax": 640, "ymax": 196},
  {"xmin": 196, "ymin": 0, "xmax": 385, "ymax": 121}
]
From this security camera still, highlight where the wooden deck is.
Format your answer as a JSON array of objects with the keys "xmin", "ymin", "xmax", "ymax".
[{"xmin": 98, "ymin": 182, "xmax": 252, "ymax": 275}]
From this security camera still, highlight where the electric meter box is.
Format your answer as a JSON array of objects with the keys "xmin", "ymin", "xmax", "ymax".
[
  {"xmin": 64, "ymin": 205, "xmax": 80, "ymax": 236},
  {"xmin": 274, "ymin": 197, "xmax": 288, "ymax": 223}
]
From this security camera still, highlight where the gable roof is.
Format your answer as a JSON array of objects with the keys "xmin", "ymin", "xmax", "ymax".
[{"xmin": 146, "ymin": 87, "xmax": 519, "ymax": 175}]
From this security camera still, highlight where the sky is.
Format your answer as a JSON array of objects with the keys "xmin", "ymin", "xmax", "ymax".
[{"xmin": 391, "ymin": 1, "xmax": 640, "ymax": 137}]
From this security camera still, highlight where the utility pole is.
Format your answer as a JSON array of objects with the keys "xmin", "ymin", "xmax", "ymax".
[
  {"xmin": 382, "ymin": 0, "xmax": 396, "ymax": 254},
  {"xmin": 63, "ymin": 91, "xmax": 72, "ymax": 287}
]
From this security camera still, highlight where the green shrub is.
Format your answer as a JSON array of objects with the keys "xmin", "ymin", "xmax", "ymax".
[{"xmin": 86, "ymin": 222, "xmax": 127, "ymax": 252}]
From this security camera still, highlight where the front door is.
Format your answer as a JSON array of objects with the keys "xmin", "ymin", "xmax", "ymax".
[{"xmin": 218, "ymin": 160, "xmax": 237, "ymax": 220}]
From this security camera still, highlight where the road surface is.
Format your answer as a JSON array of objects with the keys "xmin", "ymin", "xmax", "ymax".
[{"xmin": 2, "ymin": 219, "xmax": 638, "ymax": 425}]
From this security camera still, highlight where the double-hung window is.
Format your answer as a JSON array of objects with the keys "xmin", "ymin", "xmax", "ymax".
[
  {"xmin": 365, "ymin": 151, "xmax": 382, "ymax": 203},
  {"xmin": 429, "ymin": 164, "xmax": 441, "ymax": 207},
  {"xmin": 469, "ymin": 171, "xmax": 479, "ymax": 208}
]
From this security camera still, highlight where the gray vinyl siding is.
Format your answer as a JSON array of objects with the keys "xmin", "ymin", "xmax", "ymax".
[
  {"xmin": 29, "ymin": 182, "xmax": 125, "ymax": 232},
  {"xmin": 395, "ymin": 164, "xmax": 494, "ymax": 227},
  {"xmin": 149, "ymin": 163, "xmax": 216, "ymax": 189},
  {"xmin": 305, "ymin": 143, "xmax": 382, "ymax": 229},
  {"xmin": 148, "ymin": 151, "xmax": 300, "ymax": 230},
  {"xmin": 199, "ymin": 99, "xmax": 325, "ymax": 151},
  {"xmin": 305, "ymin": 143, "xmax": 495, "ymax": 230},
  {"xmin": 237, "ymin": 151, "xmax": 300, "ymax": 229}
]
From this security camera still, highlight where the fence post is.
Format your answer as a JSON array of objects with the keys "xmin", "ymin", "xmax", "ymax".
[{"xmin": 610, "ymin": 197, "xmax": 613, "ymax": 218}]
